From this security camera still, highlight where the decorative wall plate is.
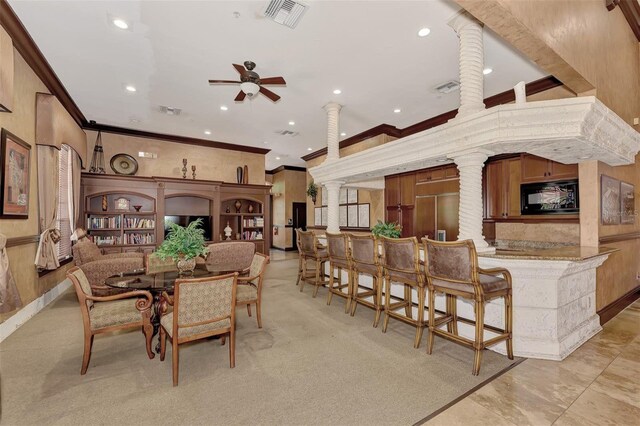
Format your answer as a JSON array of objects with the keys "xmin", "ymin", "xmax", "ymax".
[{"xmin": 110, "ymin": 153, "xmax": 138, "ymax": 175}]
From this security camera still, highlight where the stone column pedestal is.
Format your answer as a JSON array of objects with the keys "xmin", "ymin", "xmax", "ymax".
[{"xmin": 324, "ymin": 181, "xmax": 343, "ymax": 233}]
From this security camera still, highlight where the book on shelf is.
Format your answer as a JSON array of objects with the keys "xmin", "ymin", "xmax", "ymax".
[
  {"xmin": 243, "ymin": 217, "xmax": 264, "ymax": 227},
  {"xmin": 88, "ymin": 216, "xmax": 120, "ymax": 229},
  {"xmin": 241, "ymin": 231, "xmax": 263, "ymax": 241},
  {"xmin": 90, "ymin": 235, "xmax": 121, "ymax": 246},
  {"xmin": 123, "ymin": 217, "xmax": 155, "ymax": 228},
  {"xmin": 123, "ymin": 233, "xmax": 155, "ymax": 245}
]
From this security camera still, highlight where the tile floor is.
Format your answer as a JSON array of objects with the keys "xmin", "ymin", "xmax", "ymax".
[{"xmin": 429, "ymin": 300, "xmax": 640, "ymax": 425}]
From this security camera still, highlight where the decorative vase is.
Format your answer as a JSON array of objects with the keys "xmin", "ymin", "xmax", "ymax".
[
  {"xmin": 182, "ymin": 159, "xmax": 188, "ymax": 179},
  {"xmin": 248, "ymin": 204, "xmax": 254, "ymax": 213},
  {"xmin": 243, "ymin": 165, "xmax": 248, "ymax": 184},
  {"xmin": 101, "ymin": 195, "xmax": 108, "ymax": 211},
  {"xmin": 235, "ymin": 200, "xmax": 242, "ymax": 213},
  {"xmin": 225, "ymin": 205, "xmax": 230, "ymax": 213},
  {"xmin": 236, "ymin": 166, "xmax": 243, "ymax": 184},
  {"xmin": 176, "ymin": 257, "xmax": 196, "ymax": 274},
  {"xmin": 224, "ymin": 221, "xmax": 232, "ymax": 240}
]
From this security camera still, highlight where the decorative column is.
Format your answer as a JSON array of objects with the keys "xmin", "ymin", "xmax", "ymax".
[
  {"xmin": 452, "ymin": 151, "xmax": 493, "ymax": 253},
  {"xmin": 323, "ymin": 102, "xmax": 342, "ymax": 162},
  {"xmin": 324, "ymin": 181, "xmax": 343, "ymax": 233},
  {"xmin": 448, "ymin": 11, "xmax": 485, "ymax": 118}
]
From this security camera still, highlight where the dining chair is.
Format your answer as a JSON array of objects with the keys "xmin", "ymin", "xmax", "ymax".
[
  {"xmin": 236, "ymin": 252, "xmax": 270, "ymax": 328},
  {"xmin": 66, "ymin": 266, "xmax": 154, "ymax": 374},
  {"xmin": 423, "ymin": 238, "xmax": 513, "ymax": 375},
  {"xmin": 324, "ymin": 232, "xmax": 353, "ymax": 313},
  {"xmin": 347, "ymin": 233, "xmax": 384, "ymax": 327},
  {"xmin": 380, "ymin": 236, "xmax": 428, "ymax": 348},
  {"xmin": 205, "ymin": 242, "xmax": 255, "ymax": 274},
  {"xmin": 297, "ymin": 229, "xmax": 329, "ymax": 297},
  {"xmin": 145, "ymin": 252, "xmax": 177, "ymax": 274},
  {"xmin": 159, "ymin": 272, "xmax": 239, "ymax": 386}
]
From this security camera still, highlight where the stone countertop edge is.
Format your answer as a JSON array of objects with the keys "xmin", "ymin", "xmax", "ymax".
[{"xmin": 478, "ymin": 246, "xmax": 619, "ymax": 261}]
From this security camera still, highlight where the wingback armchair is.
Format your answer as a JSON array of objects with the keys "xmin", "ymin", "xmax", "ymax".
[{"xmin": 72, "ymin": 229, "xmax": 145, "ymax": 296}]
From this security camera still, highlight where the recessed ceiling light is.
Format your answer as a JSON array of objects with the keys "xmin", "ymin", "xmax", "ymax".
[
  {"xmin": 333, "ymin": 89, "xmax": 342, "ymax": 95},
  {"xmin": 578, "ymin": 155, "xmax": 592, "ymax": 159},
  {"xmin": 307, "ymin": 147, "xmax": 313, "ymax": 151},
  {"xmin": 112, "ymin": 19, "xmax": 129, "ymax": 29},
  {"xmin": 393, "ymin": 108, "xmax": 401, "ymax": 113},
  {"xmin": 125, "ymin": 85, "xmax": 136, "ymax": 92},
  {"xmin": 340, "ymin": 132, "xmax": 346, "ymax": 136},
  {"xmin": 418, "ymin": 27, "xmax": 431, "ymax": 37},
  {"xmin": 288, "ymin": 121, "xmax": 295, "ymax": 126},
  {"xmin": 204, "ymin": 130, "xmax": 211, "ymax": 135},
  {"xmin": 220, "ymin": 105, "xmax": 228, "ymax": 111},
  {"xmin": 275, "ymin": 156, "xmax": 281, "ymax": 160},
  {"xmin": 483, "ymin": 68, "xmax": 493, "ymax": 75}
]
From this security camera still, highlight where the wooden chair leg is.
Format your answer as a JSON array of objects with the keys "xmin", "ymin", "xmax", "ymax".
[
  {"xmin": 296, "ymin": 257, "xmax": 303, "ymax": 286},
  {"xmin": 256, "ymin": 300, "xmax": 263, "ymax": 329},
  {"xmin": 382, "ymin": 277, "xmax": 391, "ymax": 333},
  {"xmin": 327, "ymin": 264, "xmax": 335, "ymax": 305},
  {"xmin": 299, "ymin": 258, "xmax": 306, "ymax": 292},
  {"xmin": 312, "ymin": 260, "xmax": 321, "ymax": 298},
  {"xmin": 141, "ymin": 310, "xmax": 155, "ymax": 359},
  {"xmin": 473, "ymin": 300, "xmax": 485, "ymax": 376},
  {"xmin": 414, "ymin": 286, "xmax": 425, "ymax": 349},
  {"xmin": 373, "ymin": 275, "xmax": 383, "ymax": 328},
  {"xmin": 229, "ymin": 330, "xmax": 236, "ymax": 368},
  {"xmin": 247, "ymin": 303, "xmax": 252, "ymax": 317},
  {"xmin": 506, "ymin": 292, "xmax": 514, "ymax": 359},
  {"xmin": 81, "ymin": 333, "xmax": 94, "ymax": 375},
  {"xmin": 404, "ymin": 285, "xmax": 412, "ymax": 318},
  {"xmin": 221, "ymin": 335, "xmax": 226, "ymax": 346},
  {"xmin": 344, "ymin": 269, "xmax": 352, "ymax": 314},
  {"xmin": 350, "ymin": 273, "xmax": 359, "ymax": 316},
  {"xmin": 172, "ymin": 340, "xmax": 179, "ymax": 386},
  {"xmin": 450, "ymin": 294, "xmax": 459, "ymax": 335},
  {"xmin": 160, "ymin": 328, "xmax": 167, "ymax": 361},
  {"xmin": 427, "ymin": 288, "xmax": 435, "ymax": 355}
]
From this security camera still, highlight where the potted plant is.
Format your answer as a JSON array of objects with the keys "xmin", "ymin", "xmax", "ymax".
[
  {"xmin": 307, "ymin": 181, "xmax": 319, "ymax": 204},
  {"xmin": 156, "ymin": 218, "xmax": 209, "ymax": 274},
  {"xmin": 371, "ymin": 220, "xmax": 402, "ymax": 238}
]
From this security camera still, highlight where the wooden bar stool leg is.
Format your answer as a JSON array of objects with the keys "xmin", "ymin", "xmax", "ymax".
[
  {"xmin": 450, "ymin": 294, "xmax": 459, "ymax": 335},
  {"xmin": 326, "ymin": 263, "xmax": 335, "ymax": 305},
  {"xmin": 427, "ymin": 287, "xmax": 435, "ymax": 355},
  {"xmin": 350, "ymin": 272, "xmax": 359, "ymax": 316},
  {"xmin": 312, "ymin": 259, "xmax": 321, "ymax": 298},
  {"xmin": 299, "ymin": 257, "xmax": 306, "ymax": 293},
  {"xmin": 404, "ymin": 285, "xmax": 412, "ymax": 319},
  {"xmin": 373, "ymin": 275, "xmax": 383, "ymax": 328},
  {"xmin": 296, "ymin": 256, "xmax": 303, "ymax": 286},
  {"xmin": 506, "ymin": 291, "xmax": 514, "ymax": 359},
  {"xmin": 414, "ymin": 286, "xmax": 426, "ymax": 349},
  {"xmin": 382, "ymin": 277, "xmax": 391, "ymax": 333},
  {"xmin": 446, "ymin": 294, "xmax": 454, "ymax": 333},
  {"xmin": 473, "ymin": 300, "xmax": 485, "ymax": 376},
  {"xmin": 344, "ymin": 269, "xmax": 352, "ymax": 314}
]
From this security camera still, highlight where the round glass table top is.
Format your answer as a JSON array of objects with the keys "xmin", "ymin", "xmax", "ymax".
[{"xmin": 104, "ymin": 264, "xmax": 218, "ymax": 292}]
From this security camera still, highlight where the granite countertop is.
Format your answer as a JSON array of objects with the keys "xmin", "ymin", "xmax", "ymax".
[{"xmin": 479, "ymin": 246, "xmax": 619, "ymax": 261}]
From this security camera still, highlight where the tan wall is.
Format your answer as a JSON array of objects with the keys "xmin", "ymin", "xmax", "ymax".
[
  {"xmin": 85, "ymin": 131, "xmax": 265, "ymax": 184},
  {"xmin": 495, "ymin": 222, "xmax": 580, "ymax": 244},
  {"xmin": 271, "ymin": 169, "xmax": 306, "ymax": 249},
  {"xmin": 0, "ymin": 49, "xmax": 72, "ymax": 323}
]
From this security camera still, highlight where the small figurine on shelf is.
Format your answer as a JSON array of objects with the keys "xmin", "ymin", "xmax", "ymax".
[
  {"xmin": 101, "ymin": 195, "xmax": 108, "ymax": 212},
  {"xmin": 225, "ymin": 205, "xmax": 230, "ymax": 213},
  {"xmin": 234, "ymin": 200, "xmax": 242, "ymax": 213},
  {"xmin": 182, "ymin": 159, "xmax": 187, "ymax": 179},
  {"xmin": 192, "ymin": 165, "xmax": 196, "ymax": 180},
  {"xmin": 133, "ymin": 205, "xmax": 142, "ymax": 212},
  {"xmin": 224, "ymin": 221, "xmax": 232, "ymax": 241},
  {"xmin": 248, "ymin": 204, "xmax": 254, "ymax": 213}
]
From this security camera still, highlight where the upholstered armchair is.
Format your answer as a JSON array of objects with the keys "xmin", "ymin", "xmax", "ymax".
[
  {"xmin": 72, "ymin": 230, "xmax": 144, "ymax": 296},
  {"xmin": 236, "ymin": 252, "xmax": 270, "ymax": 328},
  {"xmin": 205, "ymin": 242, "xmax": 255, "ymax": 274},
  {"xmin": 66, "ymin": 266, "xmax": 154, "ymax": 375}
]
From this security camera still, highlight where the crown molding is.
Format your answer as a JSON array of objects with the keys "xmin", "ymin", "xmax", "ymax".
[{"xmin": 266, "ymin": 165, "xmax": 307, "ymax": 174}]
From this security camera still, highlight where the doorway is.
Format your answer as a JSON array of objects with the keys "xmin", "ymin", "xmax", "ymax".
[{"xmin": 292, "ymin": 202, "xmax": 307, "ymax": 250}]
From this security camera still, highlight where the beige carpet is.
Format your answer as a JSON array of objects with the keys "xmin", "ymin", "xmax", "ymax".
[{"xmin": 0, "ymin": 256, "xmax": 518, "ymax": 425}]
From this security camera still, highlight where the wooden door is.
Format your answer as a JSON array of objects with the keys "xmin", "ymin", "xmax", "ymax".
[
  {"xmin": 549, "ymin": 161, "xmax": 578, "ymax": 181},
  {"xmin": 399, "ymin": 206, "xmax": 415, "ymax": 238},
  {"xmin": 385, "ymin": 175, "xmax": 400, "ymax": 207},
  {"xmin": 400, "ymin": 174, "xmax": 416, "ymax": 206},
  {"xmin": 521, "ymin": 154, "xmax": 550, "ymax": 182},
  {"xmin": 437, "ymin": 193, "xmax": 459, "ymax": 241},
  {"xmin": 506, "ymin": 158, "xmax": 522, "ymax": 217},
  {"xmin": 484, "ymin": 161, "xmax": 505, "ymax": 218},
  {"xmin": 415, "ymin": 196, "xmax": 436, "ymax": 240}
]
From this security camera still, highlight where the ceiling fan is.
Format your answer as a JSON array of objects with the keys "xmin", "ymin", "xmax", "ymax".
[{"xmin": 208, "ymin": 61, "xmax": 286, "ymax": 102}]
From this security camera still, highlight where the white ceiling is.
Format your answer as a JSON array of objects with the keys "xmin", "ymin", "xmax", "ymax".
[{"xmin": 10, "ymin": 0, "xmax": 546, "ymax": 169}]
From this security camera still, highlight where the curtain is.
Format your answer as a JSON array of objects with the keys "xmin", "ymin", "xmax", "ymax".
[
  {"xmin": 68, "ymin": 148, "xmax": 81, "ymax": 241},
  {"xmin": 0, "ymin": 234, "xmax": 23, "ymax": 314},
  {"xmin": 35, "ymin": 145, "xmax": 60, "ymax": 270}
]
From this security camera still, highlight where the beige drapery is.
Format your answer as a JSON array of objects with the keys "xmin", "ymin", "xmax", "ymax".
[
  {"xmin": 35, "ymin": 93, "xmax": 87, "ymax": 165},
  {"xmin": 0, "ymin": 234, "xmax": 22, "ymax": 314},
  {"xmin": 34, "ymin": 145, "xmax": 60, "ymax": 270},
  {"xmin": 68, "ymin": 148, "xmax": 81, "ymax": 240}
]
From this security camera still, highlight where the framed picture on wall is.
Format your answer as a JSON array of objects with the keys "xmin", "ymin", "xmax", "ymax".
[
  {"xmin": 321, "ymin": 186, "xmax": 327, "ymax": 206},
  {"xmin": 358, "ymin": 204, "xmax": 370, "ymax": 228},
  {"xmin": 347, "ymin": 205, "xmax": 358, "ymax": 227},
  {"xmin": 620, "ymin": 181, "xmax": 636, "ymax": 224},
  {"xmin": 321, "ymin": 207, "xmax": 328, "ymax": 226},
  {"xmin": 0, "ymin": 129, "xmax": 31, "ymax": 219},
  {"xmin": 314, "ymin": 207, "xmax": 322, "ymax": 226},
  {"xmin": 339, "ymin": 205, "xmax": 347, "ymax": 227},
  {"xmin": 601, "ymin": 175, "xmax": 620, "ymax": 225},
  {"xmin": 347, "ymin": 189, "xmax": 358, "ymax": 204},
  {"xmin": 339, "ymin": 188, "xmax": 347, "ymax": 205}
]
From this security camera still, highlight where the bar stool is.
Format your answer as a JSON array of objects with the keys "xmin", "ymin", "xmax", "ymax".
[
  {"xmin": 297, "ymin": 229, "xmax": 329, "ymax": 297},
  {"xmin": 347, "ymin": 233, "xmax": 384, "ymax": 327},
  {"xmin": 380, "ymin": 236, "xmax": 428, "ymax": 348},
  {"xmin": 325, "ymin": 232, "xmax": 353, "ymax": 313},
  {"xmin": 423, "ymin": 238, "xmax": 513, "ymax": 376}
]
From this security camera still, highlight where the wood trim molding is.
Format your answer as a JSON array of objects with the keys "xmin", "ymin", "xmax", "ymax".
[
  {"xmin": 607, "ymin": 0, "xmax": 640, "ymax": 41},
  {"xmin": 266, "ymin": 165, "xmax": 307, "ymax": 174},
  {"xmin": 599, "ymin": 231, "xmax": 640, "ymax": 244},
  {"xmin": 483, "ymin": 216, "xmax": 580, "ymax": 224},
  {"xmin": 598, "ymin": 286, "xmax": 640, "ymax": 325},
  {"xmin": 0, "ymin": 0, "xmax": 86, "ymax": 126},
  {"xmin": 84, "ymin": 122, "xmax": 270, "ymax": 155},
  {"xmin": 302, "ymin": 76, "xmax": 563, "ymax": 163},
  {"xmin": 6, "ymin": 235, "xmax": 39, "ymax": 248}
]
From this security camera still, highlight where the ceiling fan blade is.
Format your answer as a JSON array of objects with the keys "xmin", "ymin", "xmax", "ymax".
[
  {"xmin": 259, "ymin": 76, "xmax": 286, "ymax": 85},
  {"xmin": 234, "ymin": 90, "xmax": 247, "ymax": 102},
  {"xmin": 232, "ymin": 63, "xmax": 248, "ymax": 76},
  {"xmin": 259, "ymin": 86, "xmax": 281, "ymax": 102},
  {"xmin": 208, "ymin": 79, "xmax": 241, "ymax": 84}
]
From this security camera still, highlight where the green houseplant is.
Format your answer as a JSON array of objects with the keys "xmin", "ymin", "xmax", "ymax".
[
  {"xmin": 371, "ymin": 220, "xmax": 402, "ymax": 238},
  {"xmin": 156, "ymin": 218, "xmax": 209, "ymax": 273},
  {"xmin": 307, "ymin": 181, "xmax": 319, "ymax": 204}
]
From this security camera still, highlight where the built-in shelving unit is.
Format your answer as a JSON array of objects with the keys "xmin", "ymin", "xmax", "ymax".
[{"xmin": 219, "ymin": 198, "xmax": 265, "ymax": 253}]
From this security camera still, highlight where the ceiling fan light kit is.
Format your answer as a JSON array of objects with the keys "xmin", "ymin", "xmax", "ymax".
[
  {"xmin": 209, "ymin": 61, "xmax": 286, "ymax": 102},
  {"xmin": 240, "ymin": 82, "xmax": 260, "ymax": 97}
]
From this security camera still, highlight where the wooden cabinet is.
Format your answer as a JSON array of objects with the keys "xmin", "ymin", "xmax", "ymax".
[
  {"xmin": 416, "ymin": 165, "xmax": 458, "ymax": 183},
  {"xmin": 385, "ymin": 174, "xmax": 415, "ymax": 238},
  {"xmin": 484, "ymin": 157, "xmax": 521, "ymax": 219},
  {"xmin": 521, "ymin": 154, "xmax": 578, "ymax": 183}
]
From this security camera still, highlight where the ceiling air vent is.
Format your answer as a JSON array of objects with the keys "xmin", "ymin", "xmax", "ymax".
[
  {"xmin": 263, "ymin": 0, "xmax": 308, "ymax": 29},
  {"xmin": 274, "ymin": 129, "xmax": 299, "ymax": 136},
  {"xmin": 435, "ymin": 80, "xmax": 460, "ymax": 94},
  {"xmin": 159, "ymin": 105, "xmax": 182, "ymax": 116}
]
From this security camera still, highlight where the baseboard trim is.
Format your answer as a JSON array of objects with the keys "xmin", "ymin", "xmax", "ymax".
[
  {"xmin": 270, "ymin": 246, "xmax": 297, "ymax": 251},
  {"xmin": 0, "ymin": 279, "xmax": 71, "ymax": 342},
  {"xmin": 597, "ymin": 286, "xmax": 640, "ymax": 325}
]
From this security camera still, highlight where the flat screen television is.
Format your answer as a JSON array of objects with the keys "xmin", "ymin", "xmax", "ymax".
[{"xmin": 164, "ymin": 215, "xmax": 212, "ymax": 241}]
